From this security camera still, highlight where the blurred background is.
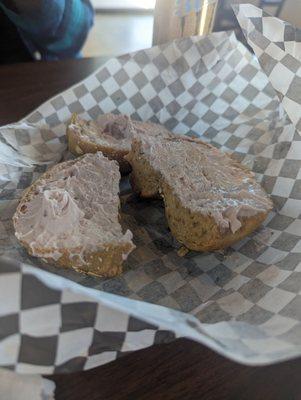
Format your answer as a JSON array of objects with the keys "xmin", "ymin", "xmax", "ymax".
[
  {"xmin": 83, "ymin": 0, "xmax": 155, "ymax": 57},
  {"xmin": 1, "ymin": 0, "xmax": 300, "ymax": 65},
  {"xmin": 83, "ymin": 0, "xmax": 301, "ymax": 57}
]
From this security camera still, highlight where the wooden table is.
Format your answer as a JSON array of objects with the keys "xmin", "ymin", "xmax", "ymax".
[{"xmin": 1, "ymin": 58, "xmax": 301, "ymax": 400}]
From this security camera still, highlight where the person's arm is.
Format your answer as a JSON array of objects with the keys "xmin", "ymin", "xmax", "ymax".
[{"xmin": 0, "ymin": 0, "xmax": 94, "ymax": 59}]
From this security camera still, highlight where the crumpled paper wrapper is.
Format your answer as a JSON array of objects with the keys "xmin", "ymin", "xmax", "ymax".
[
  {"xmin": 0, "ymin": 369, "xmax": 55, "ymax": 400},
  {"xmin": 234, "ymin": 3, "xmax": 301, "ymax": 134},
  {"xmin": 0, "ymin": 20, "xmax": 301, "ymax": 371}
]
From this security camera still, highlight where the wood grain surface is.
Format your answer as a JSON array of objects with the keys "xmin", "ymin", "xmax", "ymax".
[{"xmin": 0, "ymin": 58, "xmax": 300, "ymax": 400}]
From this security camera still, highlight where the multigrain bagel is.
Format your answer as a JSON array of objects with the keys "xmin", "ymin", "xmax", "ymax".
[
  {"xmin": 67, "ymin": 113, "xmax": 171, "ymax": 174},
  {"xmin": 126, "ymin": 135, "xmax": 273, "ymax": 252},
  {"xmin": 14, "ymin": 117, "xmax": 273, "ymax": 277},
  {"xmin": 13, "ymin": 153, "xmax": 135, "ymax": 277}
]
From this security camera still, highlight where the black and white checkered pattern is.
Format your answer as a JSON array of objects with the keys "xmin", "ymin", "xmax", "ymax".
[
  {"xmin": 0, "ymin": 28, "xmax": 301, "ymax": 370},
  {"xmin": 0, "ymin": 259, "xmax": 176, "ymax": 374},
  {"xmin": 234, "ymin": 3, "xmax": 301, "ymax": 134}
]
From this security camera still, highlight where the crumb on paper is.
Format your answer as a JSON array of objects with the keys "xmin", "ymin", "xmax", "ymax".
[
  {"xmin": 177, "ymin": 246, "xmax": 189, "ymax": 257},
  {"xmin": 214, "ymin": 249, "xmax": 226, "ymax": 259},
  {"xmin": 255, "ymin": 228, "xmax": 273, "ymax": 245},
  {"xmin": 254, "ymin": 241, "xmax": 266, "ymax": 252}
]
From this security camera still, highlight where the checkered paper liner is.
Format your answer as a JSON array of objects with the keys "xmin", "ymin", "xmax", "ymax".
[
  {"xmin": 234, "ymin": 3, "xmax": 301, "ymax": 135},
  {"xmin": 0, "ymin": 28, "xmax": 301, "ymax": 372}
]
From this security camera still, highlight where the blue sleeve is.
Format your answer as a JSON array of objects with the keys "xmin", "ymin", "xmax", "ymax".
[{"xmin": 0, "ymin": 0, "xmax": 94, "ymax": 59}]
